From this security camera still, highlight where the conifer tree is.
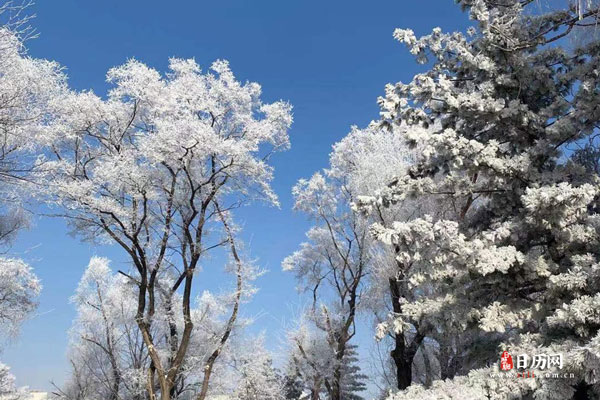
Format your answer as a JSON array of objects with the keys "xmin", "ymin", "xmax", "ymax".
[{"xmin": 357, "ymin": 1, "xmax": 600, "ymax": 398}]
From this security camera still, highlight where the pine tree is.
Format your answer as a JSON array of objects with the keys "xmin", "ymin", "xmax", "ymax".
[
  {"xmin": 287, "ymin": 322, "xmax": 368, "ymax": 400},
  {"xmin": 357, "ymin": 0, "xmax": 600, "ymax": 398},
  {"xmin": 282, "ymin": 363, "xmax": 303, "ymax": 400},
  {"xmin": 338, "ymin": 344, "xmax": 368, "ymax": 400}
]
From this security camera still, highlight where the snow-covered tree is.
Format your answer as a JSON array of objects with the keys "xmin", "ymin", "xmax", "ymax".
[
  {"xmin": 285, "ymin": 123, "xmax": 441, "ymax": 391},
  {"xmin": 0, "ymin": 258, "xmax": 40, "ymax": 341},
  {"xmin": 37, "ymin": 57, "xmax": 291, "ymax": 399},
  {"xmin": 0, "ymin": 0, "xmax": 61, "ymax": 341},
  {"xmin": 231, "ymin": 337, "xmax": 285, "ymax": 400},
  {"xmin": 285, "ymin": 315, "xmax": 367, "ymax": 400},
  {"xmin": 0, "ymin": 3, "xmax": 64, "ymax": 398},
  {"xmin": 286, "ymin": 323, "xmax": 336, "ymax": 400},
  {"xmin": 281, "ymin": 362, "xmax": 303, "ymax": 400},
  {"xmin": 0, "ymin": 361, "xmax": 29, "ymax": 400},
  {"xmin": 0, "ymin": 24, "xmax": 42, "ymax": 343},
  {"xmin": 61, "ymin": 251, "xmax": 265, "ymax": 400},
  {"xmin": 59, "ymin": 257, "xmax": 146, "ymax": 400},
  {"xmin": 356, "ymin": 0, "xmax": 600, "ymax": 398},
  {"xmin": 283, "ymin": 165, "xmax": 369, "ymax": 399},
  {"xmin": 284, "ymin": 126, "xmax": 401, "ymax": 396},
  {"xmin": 335, "ymin": 344, "xmax": 367, "ymax": 400}
]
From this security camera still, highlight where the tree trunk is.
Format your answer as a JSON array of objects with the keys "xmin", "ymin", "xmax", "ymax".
[
  {"xmin": 389, "ymin": 277, "xmax": 411, "ymax": 389},
  {"xmin": 391, "ymin": 334, "xmax": 412, "ymax": 390},
  {"xmin": 310, "ymin": 389, "xmax": 320, "ymax": 400},
  {"xmin": 389, "ymin": 277, "xmax": 425, "ymax": 390},
  {"xmin": 329, "ymin": 332, "xmax": 348, "ymax": 400},
  {"xmin": 421, "ymin": 345, "xmax": 434, "ymax": 386},
  {"xmin": 331, "ymin": 364, "xmax": 342, "ymax": 400},
  {"xmin": 310, "ymin": 378, "xmax": 321, "ymax": 400},
  {"xmin": 439, "ymin": 340, "xmax": 450, "ymax": 380}
]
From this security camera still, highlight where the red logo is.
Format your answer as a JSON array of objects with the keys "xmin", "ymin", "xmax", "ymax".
[{"xmin": 500, "ymin": 351, "xmax": 513, "ymax": 371}]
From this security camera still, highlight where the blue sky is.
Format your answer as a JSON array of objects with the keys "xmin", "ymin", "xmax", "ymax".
[{"xmin": 4, "ymin": 0, "xmax": 470, "ymax": 391}]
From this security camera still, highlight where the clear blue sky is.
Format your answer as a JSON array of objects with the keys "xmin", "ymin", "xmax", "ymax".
[{"xmin": 4, "ymin": 0, "xmax": 470, "ymax": 391}]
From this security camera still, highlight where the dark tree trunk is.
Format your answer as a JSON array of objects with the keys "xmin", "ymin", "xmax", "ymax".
[
  {"xmin": 389, "ymin": 277, "xmax": 426, "ymax": 390},
  {"xmin": 331, "ymin": 370, "xmax": 342, "ymax": 400},
  {"xmin": 331, "ymin": 342, "xmax": 346, "ymax": 400},
  {"xmin": 573, "ymin": 382, "xmax": 592, "ymax": 400},
  {"xmin": 392, "ymin": 340, "xmax": 412, "ymax": 390},
  {"xmin": 389, "ymin": 277, "xmax": 411, "ymax": 389}
]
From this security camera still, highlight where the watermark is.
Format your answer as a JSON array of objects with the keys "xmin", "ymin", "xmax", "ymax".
[
  {"xmin": 489, "ymin": 371, "xmax": 576, "ymax": 379},
  {"xmin": 494, "ymin": 351, "xmax": 574, "ymax": 380},
  {"xmin": 500, "ymin": 351, "xmax": 563, "ymax": 371},
  {"xmin": 500, "ymin": 351, "xmax": 514, "ymax": 371}
]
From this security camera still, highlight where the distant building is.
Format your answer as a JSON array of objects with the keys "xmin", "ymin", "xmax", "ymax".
[{"xmin": 28, "ymin": 391, "xmax": 49, "ymax": 400}]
